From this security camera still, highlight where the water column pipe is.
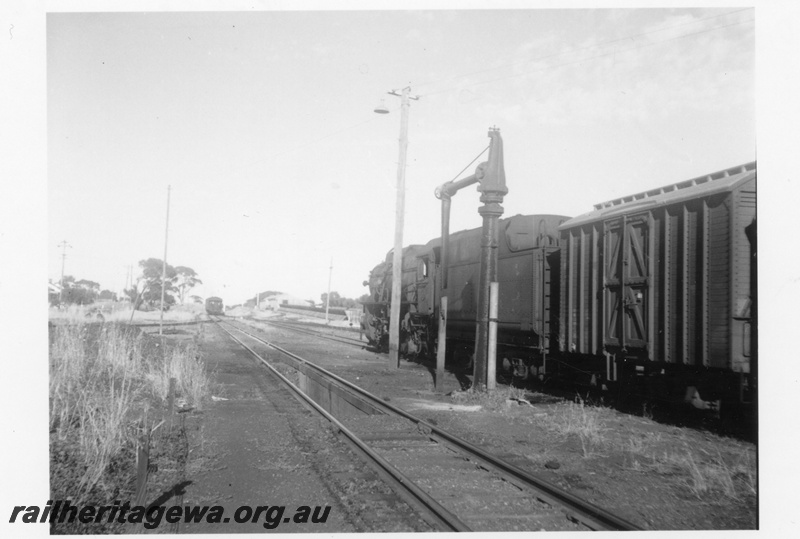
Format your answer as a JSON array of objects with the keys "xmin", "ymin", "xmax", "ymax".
[
  {"xmin": 434, "ymin": 128, "xmax": 507, "ymax": 391},
  {"xmin": 472, "ymin": 128, "xmax": 507, "ymax": 391},
  {"xmin": 434, "ymin": 163, "xmax": 486, "ymax": 291},
  {"xmin": 434, "ymin": 164, "xmax": 484, "ymax": 392}
]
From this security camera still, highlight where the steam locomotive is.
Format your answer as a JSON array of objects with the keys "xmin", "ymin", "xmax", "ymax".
[{"xmin": 362, "ymin": 162, "xmax": 756, "ymax": 413}]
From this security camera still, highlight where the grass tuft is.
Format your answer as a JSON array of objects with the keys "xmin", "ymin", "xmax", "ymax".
[
  {"xmin": 50, "ymin": 320, "xmax": 211, "ymax": 512},
  {"xmin": 622, "ymin": 434, "xmax": 757, "ymax": 501}
]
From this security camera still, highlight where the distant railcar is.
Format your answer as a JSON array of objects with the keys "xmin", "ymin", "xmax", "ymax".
[{"xmin": 205, "ymin": 297, "xmax": 224, "ymax": 316}]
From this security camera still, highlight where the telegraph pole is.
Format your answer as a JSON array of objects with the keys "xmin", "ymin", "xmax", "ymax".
[
  {"xmin": 375, "ymin": 86, "xmax": 418, "ymax": 369},
  {"xmin": 58, "ymin": 240, "xmax": 71, "ymax": 304},
  {"xmin": 325, "ymin": 257, "xmax": 333, "ymax": 324},
  {"xmin": 159, "ymin": 185, "xmax": 171, "ymax": 336}
]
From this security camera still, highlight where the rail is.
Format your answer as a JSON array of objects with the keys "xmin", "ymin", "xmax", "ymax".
[
  {"xmin": 215, "ymin": 317, "xmax": 641, "ymax": 532},
  {"xmin": 212, "ymin": 318, "xmax": 469, "ymax": 531}
]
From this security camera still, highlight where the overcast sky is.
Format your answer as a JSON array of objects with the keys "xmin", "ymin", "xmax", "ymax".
[{"xmin": 44, "ymin": 6, "xmax": 756, "ymax": 305}]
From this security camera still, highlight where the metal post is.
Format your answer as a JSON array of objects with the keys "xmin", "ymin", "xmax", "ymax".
[
  {"xmin": 473, "ymin": 208, "xmax": 502, "ymax": 389},
  {"xmin": 388, "ymin": 87, "xmax": 411, "ymax": 369},
  {"xmin": 473, "ymin": 129, "xmax": 507, "ymax": 391},
  {"xmin": 487, "ymin": 282, "xmax": 499, "ymax": 390},
  {"xmin": 159, "ymin": 185, "xmax": 171, "ymax": 336},
  {"xmin": 167, "ymin": 377, "xmax": 176, "ymax": 432},
  {"xmin": 440, "ymin": 196, "xmax": 452, "ymax": 291},
  {"xmin": 436, "ymin": 296, "xmax": 448, "ymax": 392}
]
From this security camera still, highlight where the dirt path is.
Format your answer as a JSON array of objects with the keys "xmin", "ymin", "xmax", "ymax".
[
  {"xmin": 176, "ymin": 324, "xmax": 356, "ymax": 533},
  {"xmin": 177, "ymin": 323, "xmax": 428, "ymax": 534}
]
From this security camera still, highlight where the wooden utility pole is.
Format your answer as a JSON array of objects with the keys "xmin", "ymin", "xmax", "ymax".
[
  {"xmin": 388, "ymin": 87, "xmax": 411, "ymax": 368},
  {"xmin": 57, "ymin": 240, "xmax": 71, "ymax": 303},
  {"xmin": 375, "ymin": 86, "xmax": 419, "ymax": 368},
  {"xmin": 159, "ymin": 186, "xmax": 171, "ymax": 336},
  {"xmin": 325, "ymin": 258, "xmax": 333, "ymax": 324}
]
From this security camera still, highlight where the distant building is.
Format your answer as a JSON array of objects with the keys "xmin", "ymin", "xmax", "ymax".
[{"xmin": 259, "ymin": 293, "xmax": 313, "ymax": 311}]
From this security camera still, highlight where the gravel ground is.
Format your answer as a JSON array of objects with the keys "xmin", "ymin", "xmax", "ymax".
[
  {"xmin": 166, "ymin": 322, "xmax": 432, "ymax": 533},
  {"xmin": 235, "ymin": 316, "xmax": 758, "ymax": 531}
]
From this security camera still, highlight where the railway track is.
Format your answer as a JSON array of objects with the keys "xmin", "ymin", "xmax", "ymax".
[
  {"xmin": 211, "ymin": 316, "xmax": 640, "ymax": 532},
  {"xmin": 243, "ymin": 317, "xmax": 367, "ymax": 348}
]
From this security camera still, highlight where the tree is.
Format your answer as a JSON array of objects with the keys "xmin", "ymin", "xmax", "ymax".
[
  {"xmin": 136, "ymin": 258, "xmax": 177, "ymax": 310},
  {"xmin": 174, "ymin": 266, "xmax": 203, "ymax": 304},
  {"xmin": 123, "ymin": 286, "xmax": 139, "ymax": 304},
  {"xmin": 75, "ymin": 279, "xmax": 100, "ymax": 292},
  {"xmin": 52, "ymin": 276, "xmax": 99, "ymax": 306},
  {"xmin": 140, "ymin": 258, "xmax": 177, "ymax": 282},
  {"xmin": 190, "ymin": 295, "xmax": 204, "ymax": 305},
  {"xmin": 99, "ymin": 289, "xmax": 118, "ymax": 301},
  {"xmin": 320, "ymin": 291, "xmax": 361, "ymax": 308},
  {"xmin": 142, "ymin": 281, "xmax": 176, "ymax": 310},
  {"xmin": 321, "ymin": 291, "xmax": 343, "ymax": 308}
]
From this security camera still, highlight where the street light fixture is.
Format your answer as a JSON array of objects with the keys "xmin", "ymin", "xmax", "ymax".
[
  {"xmin": 373, "ymin": 99, "xmax": 390, "ymax": 114},
  {"xmin": 375, "ymin": 87, "xmax": 419, "ymax": 368}
]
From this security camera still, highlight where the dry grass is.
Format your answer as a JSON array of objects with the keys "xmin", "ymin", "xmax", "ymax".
[
  {"xmin": 537, "ymin": 399, "xmax": 609, "ymax": 457},
  {"xmin": 622, "ymin": 432, "xmax": 757, "ymax": 501},
  {"xmin": 49, "ymin": 320, "xmax": 211, "ymax": 505},
  {"xmin": 451, "ymin": 390, "xmax": 612, "ymax": 458},
  {"xmin": 49, "ymin": 303, "xmax": 204, "ymax": 324},
  {"xmin": 531, "ymin": 397, "xmax": 757, "ymax": 501}
]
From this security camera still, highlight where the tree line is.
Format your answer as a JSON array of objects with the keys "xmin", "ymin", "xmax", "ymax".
[
  {"xmin": 48, "ymin": 276, "xmax": 118, "ymax": 306},
  {"xmin": 320, "ymin": 291, "xmax": 371, "ymax": 309},
  {"xmin": 50, "ymin": 258, "xmax": 203, "ymax": 311}
]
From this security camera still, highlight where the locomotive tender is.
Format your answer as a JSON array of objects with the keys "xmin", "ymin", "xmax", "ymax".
[{"xmin": 362, "ymin": 162, "xmax": 756, "ymax": 412}]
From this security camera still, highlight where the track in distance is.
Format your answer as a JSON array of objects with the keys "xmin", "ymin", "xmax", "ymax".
[{"xmin": 249, "ymin": 318, "xmax": 367, "ymax": 348}]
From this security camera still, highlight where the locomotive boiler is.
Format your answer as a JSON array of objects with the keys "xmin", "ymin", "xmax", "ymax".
[{"xmin": 362, "ymin": 214, "xmax": 570, "ymax": 367}]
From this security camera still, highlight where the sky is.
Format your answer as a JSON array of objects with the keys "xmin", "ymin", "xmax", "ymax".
[{"xmin": 43, "ymin": 5, "xmax": 757, "ymax": 306}]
